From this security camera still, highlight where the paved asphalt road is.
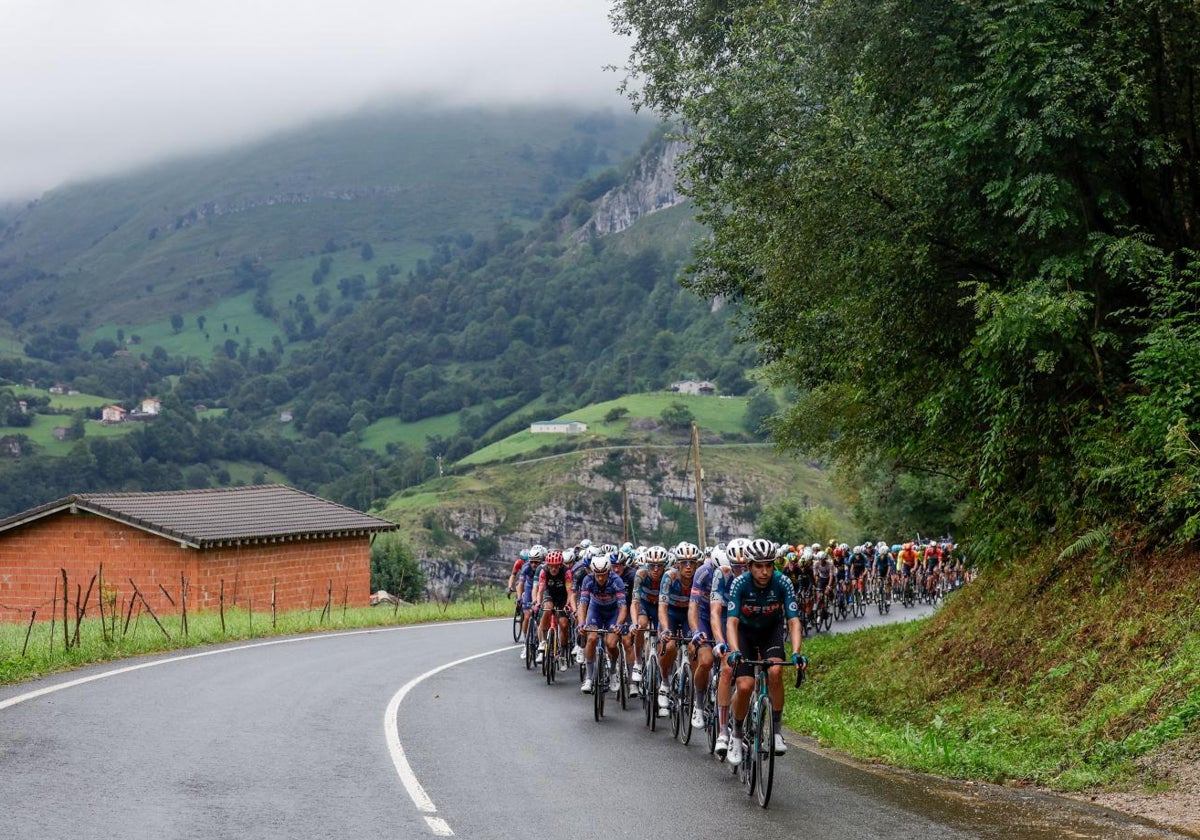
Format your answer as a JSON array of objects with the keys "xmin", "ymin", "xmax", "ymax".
[{"xmin": 0, "ymin": 610, "xmax": 1187, "ymax": 839}]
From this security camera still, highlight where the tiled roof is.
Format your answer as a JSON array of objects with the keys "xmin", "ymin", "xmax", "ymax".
[{"xmin": 0, "ymin": 485, "xmax": 397, "ymax": 548}]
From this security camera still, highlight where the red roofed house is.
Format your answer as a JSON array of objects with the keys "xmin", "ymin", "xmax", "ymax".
[{"xmin": 0, "ymin": 485, "xmax": 397, "ymax": 622}]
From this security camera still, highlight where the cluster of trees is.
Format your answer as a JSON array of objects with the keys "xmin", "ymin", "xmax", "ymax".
[
  {"xmin": 0, "ymin": 149, "xmax": 761, "ymax": 518},
  {"xmin": 613, "ymin": 0, "xmax": 1200, "ymax": 560}
]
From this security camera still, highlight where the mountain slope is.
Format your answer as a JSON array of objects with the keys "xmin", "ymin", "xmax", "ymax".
[{"xmin": 0, "ymin": 104, "xmax": 656, "ymax": 330}]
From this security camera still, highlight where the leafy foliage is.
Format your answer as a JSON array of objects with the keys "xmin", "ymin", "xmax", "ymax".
[{"xmin": 612, "ymin": 0, "xmax": 1200, "ymax": 559}]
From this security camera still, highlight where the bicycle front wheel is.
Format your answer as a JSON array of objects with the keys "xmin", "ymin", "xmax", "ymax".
[
  {"xmin": 512, "ymin": 604, "xmax": 522, "ymax": 642},
  {"xmin": 754, "ymin": 694, "xmax": 776, "ymax": 807},
  {"xmin": 679, "ymin": 665, "xmax": 694, "ymax": 745},
  {"xmin": 593, "ymin": 653, "xmax": 606, "ymax": 722}
]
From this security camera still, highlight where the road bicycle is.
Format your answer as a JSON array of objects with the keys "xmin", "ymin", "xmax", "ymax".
[
  {"xmin": 659, "ymin": 630, "xmax": 695, "ymax": 744},
  {"xmin": 732, "ymin": 658, "xmax": 805, "ymax": 808},
  {"xmin": 876, "ymin": 574, "xmax": 892, "ymax": 615},
  {"xmin": 511, "ymin": 597, "xmax": 523, "ymax": 643},
  {"xmin": 813, "ymin": 587, "xmax": 833, "ymax": 632},
  {"xmin": 582, "ymin": 626, "xmax": 623, "ymax": 722},
  {"xmin": 542, "ymin": 607, "xmax": 573, "ymax": 685},
  {"xmin": 523, "ymin": 604, "xmax": 541, "ymax": 671},
  {"xmin": 641, "ymin": 629, "xmax": 662, "ymax": 731}
]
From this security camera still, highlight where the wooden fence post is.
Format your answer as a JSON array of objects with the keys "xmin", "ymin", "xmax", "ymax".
[{"xmin": 21, "ymin": 610, "xmax": 36, "ymax": 657}]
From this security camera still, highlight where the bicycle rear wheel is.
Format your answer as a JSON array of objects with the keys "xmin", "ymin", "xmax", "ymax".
[
  {"xmin": 512, "ymin": 604, "xmax": 522, "ymax": 642},
  {"xmin": 525, "ymin": 630, "xmax": 535, "ymax": 670},
  {"xmin": 669, "ymin": 667, "xmax": 682, "ymax": 739},
  {"xmin": 647, "ymin": 658, "xmax": 660, "ymax": 732},
  {"xmin": 754, "ymin": 695, "xmax": 776, "ymax": 807},
  {"xmin": 618, "ymin": 646, "xmax": 629, "ymax": 710},
  {"xmin": 740, "ymin": 728, "xmax": 755, "ymax": 794},
  {"xmin": 593, "ymin": 652, "xmax": 606, "ymax": 722},
  {"xmin": 705, "ymin": 673, "xmax": 718, "ymax": 754},
  {"xmin": 679, "ymin": 664, "xmax": 694, "ymax": 744}
]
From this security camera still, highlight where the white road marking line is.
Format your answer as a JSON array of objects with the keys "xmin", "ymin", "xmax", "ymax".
[
  {"xmin": 384, "ymin": 644, "xmax": 517, "ymax": 836},
  {"xmin": 0, "ymin": 619, "xmax": 504, "ymax": 712}
]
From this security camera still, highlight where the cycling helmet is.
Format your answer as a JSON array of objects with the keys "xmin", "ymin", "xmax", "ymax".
[
  {"xmin": 519, "ymin": 548, "xmax": 530, "ymax": 561},
  {"xmin": 747, "ymin": 538, "xmax": 776, "ymax": 563},
  {"xmin": 710, "ymin": 544, "xmax": 728, "ymax": 566},
  {"xmin": 643, "ymin": 545, "xmax": 669, "ymax": 566},
  {"xmin": 674, "ymin": 541, "xmax": 701, "ymax": 563},
  {"xmin": 546, "ymin": 549, "xmax": 564, "ymax": 567},
  {"xmin": 563, "ymin": 547, "xmax": 576, "ymax": 564},
  {"xmin": 619, "ymin": 541, "xmax": 636, "ymax": 558},
  {"xmin": 590, "ymin": 555, "xmax": 612, "ymax": 574},
  {"xmin": 726, "ymin": 539, "xmax": 750, "ymax": 563},
  {"xmin": 578, "ymin": 538, "xmax": 593, "ymax": 550},
  {"xmin": 528, "ymin": 544, "xmax": 546, "ymax": 562}
]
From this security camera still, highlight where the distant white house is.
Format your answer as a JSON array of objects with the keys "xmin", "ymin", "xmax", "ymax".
[
  {"xmin": 670, "ymin": 380, "xmax": 716, "ymax": 395},
  {"xmin": 101, "ymin": 405, "xmax": 127, "ymax": 423},
  {"xmin": 530, "ymin": 421, "xmax": 588, "ymax": 434},
  {"xmin": 139, "ymin": 397, "xmax": 162, "ymax": 415}
]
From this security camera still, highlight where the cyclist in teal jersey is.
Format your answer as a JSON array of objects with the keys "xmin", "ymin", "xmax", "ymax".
[{"xmin": 725, "ymin": 538, "xmax": 804, "ymax": 765}]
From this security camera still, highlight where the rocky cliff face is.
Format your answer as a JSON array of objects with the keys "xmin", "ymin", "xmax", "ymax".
[
  {"xmin": 576, "ymin": 139, "xmax": 688, "ymax": 241},
  {"xmin": 417, "ymin": 448, "xmax": 767, "ymax": 598}
]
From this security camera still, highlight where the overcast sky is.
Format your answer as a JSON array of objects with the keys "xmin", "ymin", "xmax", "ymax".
[{"xmin": 0, "ymin": 0, "xmax": 634, "ymax": 202}]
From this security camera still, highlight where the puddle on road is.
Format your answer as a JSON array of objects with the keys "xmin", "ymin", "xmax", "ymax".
[{"xmin": 801, "ymin": 741, "xmax": 1194, "ymax": 839}]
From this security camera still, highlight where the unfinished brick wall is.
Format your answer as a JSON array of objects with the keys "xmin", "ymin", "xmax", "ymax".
[{"xmin": 0, "ymin": 511, "xmax": 371, "ymax": 622}]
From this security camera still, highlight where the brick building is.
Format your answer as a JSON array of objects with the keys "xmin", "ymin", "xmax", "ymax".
[{"xmin": 0, "ymin": 485, "xmax": 397, "ymax": 622}]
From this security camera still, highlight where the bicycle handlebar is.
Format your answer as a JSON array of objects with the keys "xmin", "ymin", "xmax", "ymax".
[{"xmin": 731, "ymin": 658, "xmax": 808, "ymax": 688}]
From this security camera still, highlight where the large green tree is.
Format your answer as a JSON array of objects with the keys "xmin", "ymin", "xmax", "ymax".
[{"xmin": 612, "ymin": 0, "xmax": 1200, "ymax": 558}]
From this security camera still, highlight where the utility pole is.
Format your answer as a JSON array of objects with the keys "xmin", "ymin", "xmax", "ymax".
[{"xmin": 691, "ymin": 421, "xmax": 707, "ymax": 551}]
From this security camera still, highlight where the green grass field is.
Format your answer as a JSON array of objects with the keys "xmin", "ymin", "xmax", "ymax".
[
  {"xmin": 359, "ymin": 410, "xmax": 463, "ymax": 454},
  {"xmin": 459, "ymin": 391, "xmax": 751, "ymax": 466}
]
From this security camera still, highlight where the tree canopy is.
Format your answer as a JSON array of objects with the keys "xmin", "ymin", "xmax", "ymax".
[{"xmin": 612, "ymin": 0, "xmax": 1200, "ymax": 559}]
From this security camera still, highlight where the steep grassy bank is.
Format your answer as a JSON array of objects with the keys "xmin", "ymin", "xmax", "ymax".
[{"xmin": 785, "ymin": 547, "xmax": 1200, "ymax": 793}]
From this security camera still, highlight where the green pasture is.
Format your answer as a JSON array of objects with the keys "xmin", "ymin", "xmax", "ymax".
[
  {"xmin": 459, "ymin": 391, "xmax": 750, "ymax": 466},
  {"xmin": 360, "ymin": 411, "xmax": 463, "ymax": 454}
]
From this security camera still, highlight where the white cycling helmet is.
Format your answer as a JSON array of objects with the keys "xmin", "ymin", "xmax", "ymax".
[
  {"xmin": 643, "ymin": 545, "xmax": 669, "ymax": 567},
  {"xmin": 590, "ymin": 555, "xmax": 612, "ymax": 574}
]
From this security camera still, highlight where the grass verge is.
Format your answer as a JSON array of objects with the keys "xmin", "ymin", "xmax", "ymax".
[
  {"xmin": 783, "ymin": 547, "xmax": 1200, "ymax": 794},
  {"xmin": 0, "ymin": 589, "xmax": 511, "ymax": 688}
]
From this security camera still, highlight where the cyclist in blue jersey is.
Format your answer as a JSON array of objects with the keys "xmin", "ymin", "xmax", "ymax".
[
  {"xmin": 725, "ymin": 538, "xmax": 804, "ymax": 765},
  {"xmin": 515, "ymin": 544, "xmax": 545, "ymax": 658},
  {"xmin": 577, "ymin": 552, "xmax": 628, "ymax": 694},
  {"xmin": 709, "ymin": 538, "xmax": 750, "ymax": 758},
  {"xmin": 630, "ymin": 545, "xmax": 668, "ymax": 692},
  {"xmin": 687, "ymin": 541, "xmax": 720, "ymax": 731},
  {"xmin": 657, "ymin": 541, "xmax": 700, "ymax": 716}
]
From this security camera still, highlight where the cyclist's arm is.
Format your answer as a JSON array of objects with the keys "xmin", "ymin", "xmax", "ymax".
[
  {"xmin": 709, "ymin": 599, "xmax": 726, "ymax": 646},
  {"xmin": 726, "ymin": 614, "xmax": 741, "ymax": 655}
]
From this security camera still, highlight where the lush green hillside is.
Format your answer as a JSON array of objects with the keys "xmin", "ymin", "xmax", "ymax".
[
  {"xmin": 0, "ymin": 104, "xmax": 656, "ymax": 332},
  {"xmin": 0, "ymin": 110, "xmax": 775, "ymax": 526},
  {"xmin": 460, "ymin": 391, "xmax": 754, "ymax": 465}
]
